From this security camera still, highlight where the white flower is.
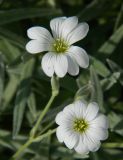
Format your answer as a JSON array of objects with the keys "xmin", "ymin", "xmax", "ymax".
[
  {"xmin": 26, "ymin": 16, "xmax": 89, "ymax": 77},
  {"xmin": 55, "ymin": 101, "xmax": 109, "ymax": 154}
]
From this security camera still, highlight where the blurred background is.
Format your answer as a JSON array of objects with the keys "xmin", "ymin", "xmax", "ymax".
[{"xmin": 0, "ymin": 0, "xmax": 123, "ymax": 159}]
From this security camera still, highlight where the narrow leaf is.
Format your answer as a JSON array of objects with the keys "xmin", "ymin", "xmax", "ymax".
[
  {"xmin": 0, "ymin": 27, "xmax": 26, "ymax": 49},
  {"xmin": 3, "ymin": 38, "xmax": 20, "ymax": 60},
  {"xmin": 0, "ymin": 54, "xmax": 4, "ymax": 106},
  {"xmin": 0, "ymin": 8, "xmax": 62, "ymax": 25},
  {"xmin": 78, "ymin": 0, "xmax": 113, "ymax": 21},
  {"xmin": 101, "ymin": 72, "xmax": 120, "ymax": 91},
  {"xmin": 74, "ymin": 84, "xmax": 91, "ymax": 101},
  {"xmin": 27, "ymin": 92, "xmax": 37, "ymax": 120},
  {"xmin": 0, "ymin": 38, "xmax": 21, "ymax": 63},
  {"xmin": 108, "ymin": 111, "xmax": 123, "ymax": 136},
  {"xmin": 13, "ymin": 58, "xmax": 35, "ymax": 138},
  {"xmin": 91, "ymin": 56, "xmax": 110, "ymax": 77},
  {"xmin": 90, "ymin": 66, "xmax": 105, "ymax": 112},
  {"xmin": 107, "ymin": 59, "xmax": 123, "ymax": 85},
  {"xmin": 98, "ymin": 25, "xmax": 123, "ymax": 55},
  {"xmin": 2, "ymin": 74, "xmax": 19, "ymax": 111}
]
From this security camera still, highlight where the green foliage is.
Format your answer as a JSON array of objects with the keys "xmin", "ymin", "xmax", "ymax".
[
  {"xmin": 13, "ymin": 58, "xmax": 35, "ymax": 138},
  {"xmin": 0, "ymin": 8, "xmax": 62, "ymax": 25},
  {"xmin": 98, "ymin": 24, "xmax": 123, "ymax": 56},
  {"xmin": 0, "ymin": 54, "xmax": 5, "ymax": 106},
  {"xmin": 90, "ymin": 66, "xmax": 104, "ymax": 113},
  {"xmin": 0, "ymin": 0, "xmax": 123, "ymax": 160}
]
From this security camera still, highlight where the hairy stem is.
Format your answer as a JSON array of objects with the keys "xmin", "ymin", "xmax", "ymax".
[
  {"xmin": 12, "ymin": 128, "xmax": 56, "ymax": 160},
  {"xmin": 30, "ymin": 92, "xmax": 58, "ymax": 138},
  {"xmin": 12, "ymin": 76, "xmax": 59, "ymax": 159},
  {"xmin": 12, "ymin": 139, "xmax": 32, "ymax": 160}
]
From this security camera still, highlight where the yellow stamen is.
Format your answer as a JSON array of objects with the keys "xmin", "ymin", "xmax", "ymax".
[
  {"xmin": 73, "ymin": 119, "xmax": 88, "ymax": 133},
  {"xmin": 53, "ymin": 39, "xmax": 69, "ymax": 54}
]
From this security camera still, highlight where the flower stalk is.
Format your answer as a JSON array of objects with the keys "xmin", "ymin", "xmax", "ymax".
[
  {"xmin": 30, "ymin": 76, "xmax": 59, "ymax": 138},
  {"xmin": 30, "ymin": 91, "xmax": 58, "ymax": 138},
  {"xmin": 12, "ymin": 139, "xmax": 33, "ymax": 159},
  {"xmin": 12, "ymin": 128, "xmax": 56, "ymax": 160},
  {"xmin": 12, "ymin": 76, "xmax": 59, "ymax": 159}
]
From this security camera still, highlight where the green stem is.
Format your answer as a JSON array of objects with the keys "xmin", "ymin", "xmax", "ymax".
[
  {"xmin": 30, "ymin": 92, "xmax": 58, "ymax": 138},
  {"xmin": 12, "ymin": 139, "xmax": 32, "ymax": 160},
  {"xmin": 12, "ymin": 76, "xmax": 59, "ymax": 159},
  {"xmin": 32, "ymin": 128, "xmax": 56, "ymax": 142},
  {"xmin": 12, "ymin": 92, "xmax": 58, "ymax": 159},
  {"xmin": 39, "ymin": 120, "xmax": 55, "ymax": 135},
  {"xmin": 12, "ymin": 128, "xmax": 56, "ymax": 160}
]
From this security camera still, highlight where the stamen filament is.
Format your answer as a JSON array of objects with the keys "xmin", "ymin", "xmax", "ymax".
[
  {"xmin": 53, "ymin": 38, "xmax": 69, "ymax": 54},
  {"xmin": 73, "ymin": 119, "xmax": 88, "ymax": 133}
]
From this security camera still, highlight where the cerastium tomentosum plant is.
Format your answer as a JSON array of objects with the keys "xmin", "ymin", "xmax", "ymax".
[{"xmin": 12, "ymin": 16, "xmax": 109, "ymax": 159}]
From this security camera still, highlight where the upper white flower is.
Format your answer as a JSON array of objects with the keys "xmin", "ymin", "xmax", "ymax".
[
  {"xmin": 55, "ymin": 100, "xmax": 109, "ymax": 154},
  {"xmin": 26, "ymin": 16, "xmax": 89, "ymax": 77}
]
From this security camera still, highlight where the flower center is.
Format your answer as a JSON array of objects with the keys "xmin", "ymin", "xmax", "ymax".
[
  {"xmin": 73, "ymin": 119, "xmax": 88, "ymax": 133},
  {"xmin": 53, "ymin": 39, "xmax": 69, "ymax": 54}
]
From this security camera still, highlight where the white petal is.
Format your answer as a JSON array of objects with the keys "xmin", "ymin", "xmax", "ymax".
[
  {"xmin": 41, "ymin": 52, "xmax": 55, "ymax": 77},
  {"xmin": 84, "ymin": 133, "xmax": 101, "ymax": 152},
  {"xmin": 68, "ymin": 46, "xmax": 89, "ymax": 68},
  {"xmin": 86, "ymin": 127, "xmax": 108, "ymax": 141},
  {"xmin": 26, "ymin": 40, "xmax": 51, "ymax": 54},
  {"xmin": 91, "ymin": 114, "xmax": 109, "ymax": 129},
  {"xmin": 55, "ymin": 111, "xmax": 73, "ymax": 126},
  {"xmin": 74, "ymin": 135, "xmax": 89, "ymax": 154},
  {"xmin": 54, "ymin": 55, "xmax": 68, "ymax": 77},
  {"xmin": 64, "ymin": 101, "xmax": 87, "ymax": 119},
  {"xmin": 63, "ymin": 104, "xmax": 75, "ymax": 117},
  {"xmin": 61, "ymin": 16, "xmax": 78, "ymax": 39},
  {"xmin": 27, "ymin": 26, "xmax": 53, "ymax": 43},
  {"xmin": 55, "ymin": 111, "xmax": 64, "ymax": 125},
  {"xmin": 56, "ymin": 125, "xmax": 78, "ymax": 149},
  {"xmin": 67, "ymin": 22, "xmax": 89, "ymax": 45},
  {"xmin": 56, "ymin": 126, "xmax": 64, "ymax": 143},
  {"xmin": 73, "ymin": 100, "xmax": 87, "ymax": 119},
  {"xmin": 50, "ymin": 17, "xmax": 66, "ymax": 38},
  {"xmin": 67, "ymin": 55, "xmax": 79, "ymax": 76},
  {"xmin": 85, "ymin": 102, "xmax": 99, "ymax": 121},
  {"xmin": 64, "ymin": 131, "xmax": 79, "ymax": 149}
]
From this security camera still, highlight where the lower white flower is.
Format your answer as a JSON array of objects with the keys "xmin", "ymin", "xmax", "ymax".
[
  {"xmin": 26, "ymin": 16, "xmax": 89, "ymax": 77},
  {"xmin": 55, "ymin": 101, "xmax": 109, "ymax": 154}
]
